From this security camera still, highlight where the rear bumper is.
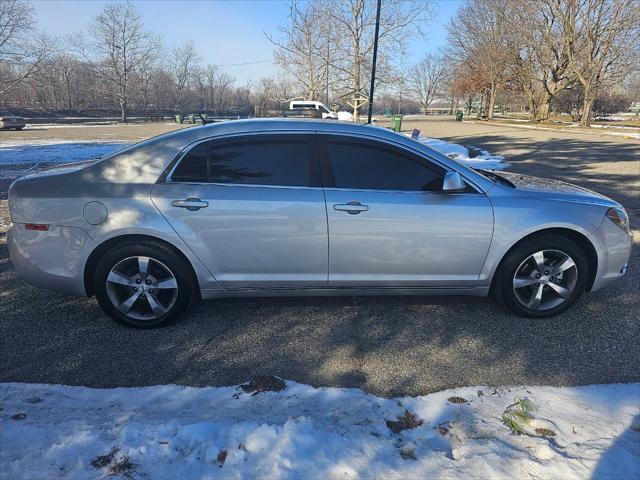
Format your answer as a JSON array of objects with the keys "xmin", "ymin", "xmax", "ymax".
[
  {"xmin": 590, "ymin": 217, "xmax": 633, "ymax": 292},
  {"xmin": 7, "ymin": 224, "xmax": 95, "ymax": 296}
]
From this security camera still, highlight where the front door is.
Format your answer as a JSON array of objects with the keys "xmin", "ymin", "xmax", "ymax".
[
  {"xmin": 152, "ymin": 133, "xmax": 328, "ymax": 289},
  {"xmin": 320, "ymin": 135, "xmax": 493, "ymax": 287}
]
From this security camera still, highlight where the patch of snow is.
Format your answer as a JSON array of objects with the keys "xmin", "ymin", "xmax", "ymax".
[
  {"xmin": 594, "ymin": 115, "xmax": 628, "ymax": 121},
  {"xmin": 24, "ymin": 123, "xmax": 121, "ymax": 130},
  {"xmin": 408, "ymin": 134, "xmax": 510, "ymax": 170},
  {"xmin": 337, "ymin": 111, "xmax": 353, "ymax": 121},
  {"xmin": 0, "ymin": 141, "xmax": 129, "ymax": 165},
  {"xmin": 1, "ymin": 381, "xmax": 637, "ymax": 480},
  {"xmin": 469, "ymin": 119, "xmax": 640, "ymax": 140}
]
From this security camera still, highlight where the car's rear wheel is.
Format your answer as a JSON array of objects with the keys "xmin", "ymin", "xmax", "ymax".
[
  {"xmin": 93, "ymin": 241, "xmax": 195, "ymax": 328},
  {"xmin": 495, "ymin": 234, "xmax": 589, "ymax": 318}
]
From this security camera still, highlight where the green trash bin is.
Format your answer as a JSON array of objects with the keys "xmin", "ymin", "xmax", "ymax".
[
  {"xmin": 391, "ymin": 115, "xmax": 403, "ymax": 132},
  {"xmin": 455, "ymin": 111, "xmax": 463, "ymax": 122},
  {"xmin": 175, "ymin": 114, "xmax": 182, "ymax": 124},
  {"xmin": 188, "ymin": 114, "xmax": 195, "ymax": 124}
]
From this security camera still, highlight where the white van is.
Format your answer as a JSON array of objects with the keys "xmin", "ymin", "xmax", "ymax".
[{"xmin": 289, "ymin": 100, "xmax": 338, "ymax": 119}]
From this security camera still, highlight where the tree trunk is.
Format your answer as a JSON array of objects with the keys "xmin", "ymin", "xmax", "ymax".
[
  {"xmin": 477, "ymin": 92, "xmax": 486, "ymax": 119},
  {"xmin": 120, "ymin": 99, "xmax": 127, "ymax": 123},
  {"xmin": 580, "ymin": 99, "xmax": 593, "ymax": 127},
  {"xmin": 487, "ymin": 86, "xmax": 497, "ymax": 121},
  {"xmin": 580, "ymin": 84, "xmax": 594, "ymax": 127},
  {"xmin": 535, "ymin": 98, "xmax": 551, "ymax": 122}
]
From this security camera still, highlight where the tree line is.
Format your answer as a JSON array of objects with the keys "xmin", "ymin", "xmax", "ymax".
[
  {"xmin": 1, "ymin": 1, "xmax": 273, "ymax": 121},
  {"xmin": 1, "ymin": 0, "xmax": 638, "ymax": 125},
  {"xmin": 443, "ymin": 0, "xmax": 639, "ymax": 126},
  {"xmin": 270, "ymin": 0, "xmax": 639, "ymax": 125}
]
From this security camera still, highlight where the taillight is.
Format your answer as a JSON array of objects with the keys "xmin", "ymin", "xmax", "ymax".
[
  {"xmin": 25, "ymin": 223, "xmax": 49, "ymax": 231},
  {"xmin": 606, "ymin": 208, "xmax": 631, "ymax": 235}
]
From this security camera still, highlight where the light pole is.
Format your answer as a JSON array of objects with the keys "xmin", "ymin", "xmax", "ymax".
[{"xmin": 367, "ymin": 0, "xmax": 382, "ymax": 124}]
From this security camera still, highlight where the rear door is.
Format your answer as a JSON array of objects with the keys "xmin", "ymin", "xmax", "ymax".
[
  {"xmin": 151, "ymin": 133, "xmax": 328, "ymax": 289},
  {"xmin": 320, "ymin": 134, "xmax": 494, "ymax": 288}
]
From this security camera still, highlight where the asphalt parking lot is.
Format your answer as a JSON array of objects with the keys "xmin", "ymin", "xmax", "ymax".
[{"xmin": 1, "ymin": 118, "xmax": 638, "ymax": 397}]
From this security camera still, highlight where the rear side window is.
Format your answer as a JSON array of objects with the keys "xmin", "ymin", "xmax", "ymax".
[
  {"xmin": 171, "ymin": 136, "xmax": 312, "ymax": 187},
  {"xmin": 326, "ymin": 139, "xmax": 444, "ymax": 191}
]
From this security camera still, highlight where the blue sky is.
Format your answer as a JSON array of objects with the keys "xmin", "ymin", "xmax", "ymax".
[{"xmin": 33, "ymin": 0, "xmax": 463, "ymax": 84}]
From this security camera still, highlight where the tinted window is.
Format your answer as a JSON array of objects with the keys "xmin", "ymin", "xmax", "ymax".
[
  {"xmin": 327, "ymin": 140, "xmax": 444, "ymax": 191},
  {"xmin": 172, "ymin": 138, "xmax": 311, "ymax": 186}
]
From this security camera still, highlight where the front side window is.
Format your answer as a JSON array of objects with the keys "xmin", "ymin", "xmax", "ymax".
[
  {"xmin": 326, "ymin": 139, "xmax": 444, "ymax": 191},
  {"xmin": 171, "ymin": 136, "xmax": 312, "ymax": 187}
]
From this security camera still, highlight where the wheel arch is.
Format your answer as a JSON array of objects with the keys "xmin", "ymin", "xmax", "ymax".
[
  {"xmin": 490, "ymin": 227, "xmax": 598, "ymax": 294},
  {"xmin": 83, "ymin": 234, "xmax": 200, "ymax": 297}
]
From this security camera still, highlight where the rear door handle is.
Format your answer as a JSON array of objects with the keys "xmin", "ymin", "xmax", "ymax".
[
  {"xmin": 333, "ymin": 201, "xmax": 369, "ymax": 214},
  {"xmin": 171, "ymin": 198, "xmax": 209, "ymax": 211}
]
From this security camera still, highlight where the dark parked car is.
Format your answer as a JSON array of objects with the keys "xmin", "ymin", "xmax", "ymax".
[{"xmin": 0, "ymin": 116, "xmax": 26, "ymax": 130}]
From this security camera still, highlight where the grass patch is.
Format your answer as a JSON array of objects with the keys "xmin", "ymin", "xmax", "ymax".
[{"xmin": 502, "ymin": 398, "xmax": 535, "ymax": 435}]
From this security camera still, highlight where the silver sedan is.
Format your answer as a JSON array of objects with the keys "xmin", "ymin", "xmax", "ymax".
[{"xmin": 7, "ymin": 119, "xmax": 633, "ymax": 327}]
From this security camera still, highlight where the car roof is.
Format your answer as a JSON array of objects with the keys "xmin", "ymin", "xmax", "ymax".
[
  {"xmin": 87, "ymin": 118, "xmax": 494, "ymax": 191},
  {"xmin": 201, "ymin": 117, "xmax": 389, "ymax": 134}
]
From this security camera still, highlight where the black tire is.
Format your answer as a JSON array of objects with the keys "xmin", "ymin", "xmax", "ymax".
[
  {"xmin": 494, "ymin": 234, "xmax": 589, "ymax": 318},
  {"xmin": 15, "ymin": 127, "xmax": 23, "ymax": 131},
  {"xmin": 93, "ymin": 240, "xmax": 196, "ymax": 328}
]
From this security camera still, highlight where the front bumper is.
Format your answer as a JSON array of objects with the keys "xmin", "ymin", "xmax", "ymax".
[
  {"xmin": 7, "ymin": 224, "xmax": 96, "ymax": 296},
  {"xmin": 590, "ymin": 216, "xmax": 633, "ymax": 291}
]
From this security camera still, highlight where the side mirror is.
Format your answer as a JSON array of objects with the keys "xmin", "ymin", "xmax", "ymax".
[{"xmin": 442, "ymin": 172, "xmax": 466, "ymax": 193}]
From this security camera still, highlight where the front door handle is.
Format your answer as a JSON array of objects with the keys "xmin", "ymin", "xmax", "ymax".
[
  {"xmin": 171, "ymin": 198, "xmax": 209, "ymax": 211},
  {"xmin": 333, "ymin": 201, "xmax": 369, "ymax": 214}
]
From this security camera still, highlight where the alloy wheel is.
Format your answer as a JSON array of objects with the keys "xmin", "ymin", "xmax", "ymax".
[
  {"xmin": 512, "ymin": 249, "xmax": 578, "ymax": 311},
  {"xmin": 105, "ymin": 256, "xmax": 179, "ymax": 321}
]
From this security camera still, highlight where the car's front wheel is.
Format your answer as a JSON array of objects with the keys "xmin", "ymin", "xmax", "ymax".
[
  {"xmin": 495, "ymin": 234, "xmax": 589, "ymax": 318},
  {"xmin": 93, "ymin": 240, "xmax": 195, "ymax": 328}
]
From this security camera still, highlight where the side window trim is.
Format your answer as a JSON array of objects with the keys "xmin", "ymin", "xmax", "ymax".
[{"xmin": 164, "ymin": 132, "xmax": 323, "ymax": 188}]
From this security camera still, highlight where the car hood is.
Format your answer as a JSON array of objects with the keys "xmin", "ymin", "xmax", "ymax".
[{"xmin": 495, "ymin": 171, "xmax": 620, "ymax": 207}]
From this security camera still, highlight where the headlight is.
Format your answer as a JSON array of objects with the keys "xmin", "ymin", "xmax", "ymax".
[{"xmin": 606, "ymin": 207, "xmax": 631, "ymax": 235}]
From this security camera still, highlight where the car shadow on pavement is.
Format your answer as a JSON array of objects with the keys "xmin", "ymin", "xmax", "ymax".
[{"xmin": 1, "ymin": 237, "xmax": 638, "ymax": 397}]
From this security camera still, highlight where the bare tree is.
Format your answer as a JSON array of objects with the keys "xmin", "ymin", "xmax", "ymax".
[
  {"xmin": 554, "ymin": 0, "xmax": 640, "ymax": 126},
  {"xmin": 267, "ymin": 1, "xmax": 340, "ymax": 102},
  {"xmin": 72, "ymin": 1, "xmax": 160, "ymax": 122},
  {"xmin": 447, "ymin": 0, "xmax": 517, "ymax": 120},
  {"xmin": 408, "ymin": 52, "xmax": 446, "ymax": 114},
  {"xmin": 319, "ymin": 0, "xmax": 433, "ymax": 120},
  {"xmin": 171, "ymin": 41, "xmax": 201, "ymax": 116},
  {"xmin": 511, "ymin": 0, "xmax": 576, "ymax": 122},
  {"xmin": 0, "ymin": 0, "xmax": 50, "ymax": 96}
]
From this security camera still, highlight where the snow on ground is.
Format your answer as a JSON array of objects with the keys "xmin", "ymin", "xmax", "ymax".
[
  {"xmin": 0, "ymin": 140, "xmax": 129, "ymax": 165},
  {"xmin": 1, "ymin": 380, "xmax": 638, "ymax": 480},
  {"xmin": 25, "ymin": 123, "xmax": 121, "ymax": 130},
  {"xmin": 407, "ymin": 134, "xmax": 510, "ymax": 170}
]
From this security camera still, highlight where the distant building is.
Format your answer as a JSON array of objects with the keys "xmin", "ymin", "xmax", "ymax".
[{"xmin": 424, "ymin": 101, "xmax": 451, "ymax": 115}]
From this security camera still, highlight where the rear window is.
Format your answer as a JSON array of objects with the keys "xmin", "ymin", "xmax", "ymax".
[{"xmin": 171, "ymin": 136, "xmax": 312, "ymax": 187}]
